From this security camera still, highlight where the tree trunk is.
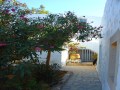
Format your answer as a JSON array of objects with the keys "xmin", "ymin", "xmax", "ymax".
[{"xmin": 46, "ymin": 50, "xmax": 51, "ymax": 66}]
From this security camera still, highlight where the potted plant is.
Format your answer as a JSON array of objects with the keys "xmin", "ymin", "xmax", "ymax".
[{"xmin": 68, "ymin": 43, "xmax": 80, "ymax": 60}]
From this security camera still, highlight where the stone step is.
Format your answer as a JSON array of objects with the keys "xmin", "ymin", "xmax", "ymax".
[{"xmin": 66, "ymin": 62, "xmax": 93, "ymax": 66}]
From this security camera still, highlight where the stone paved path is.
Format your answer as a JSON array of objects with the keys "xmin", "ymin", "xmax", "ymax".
[{"xmin": 61, "ymin": 66, "xmax": 102, "ymax": 90}]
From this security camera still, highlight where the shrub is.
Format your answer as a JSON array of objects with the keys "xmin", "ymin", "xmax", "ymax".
[
  {"xmin": 0, "ymin": 61, "xmax": 51, "ymax": 90},
  {"xmin": 33, "ymin": 63, "xmax": 62, "ymax": 86},
  {"xmin": 0, "ymin": 61, "xmax": 62, "ymax": 89}
]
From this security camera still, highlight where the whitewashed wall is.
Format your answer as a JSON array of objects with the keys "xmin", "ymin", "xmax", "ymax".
[
  {"xmin": 36, "ymin": 51, "xmax": 61, "ymax": 65},
  {"xmin": 116, "ymin": 41, "xmax": 120, "ymax": 90},
  {"xmin": 98, "ymin": 0, "xmax": 120, "ymax": 90},
  {"xmin": 36, "ymin": 46, "xmax": 69, "ymax": 66},
  {"xmin": 61, "ymin": 49, "xmax": 69, "ymax": 66},
  {"xmin": 80, "ymin": 39, "xmax": 100, "ymax": 53}
]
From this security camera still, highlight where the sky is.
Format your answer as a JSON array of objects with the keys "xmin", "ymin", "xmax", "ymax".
[{"xmin": 18, "ymin": 0, "xmax": 107, "ymax": 17}]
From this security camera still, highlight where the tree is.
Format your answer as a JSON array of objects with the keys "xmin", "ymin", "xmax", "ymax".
[
  {"xmin": 0, "ymin": 0, "xmax": 102, "ymax": 67},
  {"xmin": 38, "ymin": 5, "xmax": 49, "ymax": 14},
  {"xmin": 31, "ymin": 7, "xmax": 36, "ymax": 14},
  {"xmin": 34, "ymin": 12, "xmax": 102, "ymax": 66},
  {"xmin": 31, "ymin": 5, "xmax": 49, "ymax": 14},
  {"xmin": 0, "ymin": 0, "xmax": 41, "ymax": 67}
]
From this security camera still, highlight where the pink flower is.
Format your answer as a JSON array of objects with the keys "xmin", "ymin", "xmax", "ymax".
[
  {"xmin": 35, "ymin": 47, "xmax": 42, "ymax": 52},
  {"xmin": 11, "ymin": 8, "xmax": 15, "ymax": 12},
  {"xmin": 37, "ymin": 25, "xmax": 44, "ymax": 29},
  {"xmin": 50, "ymin": 46, "xmax": 54, "ymax": 48},
  {"xmin": 20, "ymin": 15, "xmax": 25, "ymax": 18},
  {"xmin": 5, "ymin": 10, "xmax": 9, "ymax": 14},
  {"xmin": 20, "ymin": 15, "xmax": 28, "ymax": 22},
  {"xmin": 0, "ymin": 43, "xmax": 7, "ymax": 47},
  {"xmin": 69, "ymin": 47, "xmax": 72, "ymax": 50},
  {"xmin": 12, "ymin": 35, "xmax": 16, "ymax": 38},
  {"xmin": 78, "ymin": 25, "xmax": 84, "ymax": 29}
]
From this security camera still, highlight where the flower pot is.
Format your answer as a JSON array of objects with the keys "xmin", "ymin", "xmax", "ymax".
[{"xmin": 69, "ymin": 54, "xmax": 80, "ymax": 60}]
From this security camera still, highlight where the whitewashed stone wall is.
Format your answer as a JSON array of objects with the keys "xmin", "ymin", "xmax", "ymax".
[{"xmin": 98, "ymin": 0, "xmax": 120, "ymax": 90}]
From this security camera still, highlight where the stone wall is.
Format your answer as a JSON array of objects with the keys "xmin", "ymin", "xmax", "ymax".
[{"xmin": 98, "ymin": 0, "xmax": 120, "ymax": 90}]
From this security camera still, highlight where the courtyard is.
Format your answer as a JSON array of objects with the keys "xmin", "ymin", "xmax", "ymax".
[
  {"xmin": 61, "ymin": 66, "xmax": 102, "ymax": 90},
  {"xmin": 1, "ymin": 0, "xmax": 120, "ymax": 90}
]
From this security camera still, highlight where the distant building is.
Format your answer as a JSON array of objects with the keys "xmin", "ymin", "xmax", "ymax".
[{"xmin": 79, "ymin": 18, "xmax": 87, "ymax": 23}]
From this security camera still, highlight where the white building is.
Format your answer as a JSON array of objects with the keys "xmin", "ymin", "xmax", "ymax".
[{"xmin": 98, "ymin": 0, "xmax": 120, "ymax": 90}]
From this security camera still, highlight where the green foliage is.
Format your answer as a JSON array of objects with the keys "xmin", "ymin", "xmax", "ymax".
[
  {"xmin": 0, "ymin": 61, "xmax": 54, "ymax": 90},
  {"xmin": 0, "ymin": 1, "xmax": 66, "ymax": 89},
  {"xmin": 0, "ymin": 61, "xmax": 62, "ymax": 90},
  {"xmin": 11, "ymin": 62, "xmax": 51, "ymax": 90},
  {"xmin": 0, "ymin": 0, "xmax": 39, "ymax": 67},
  {"xmin": 13, "ymin": 62, "xmax": 33, "ymax": 78},
  {"xmin": 33, "ymin": 63, "xmax": 61, "ymax": 86}
]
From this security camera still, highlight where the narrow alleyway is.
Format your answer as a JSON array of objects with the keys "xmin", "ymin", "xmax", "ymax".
[{"xmin": 61, "ymin": 66, "xmax": 102, "ymax": 90}]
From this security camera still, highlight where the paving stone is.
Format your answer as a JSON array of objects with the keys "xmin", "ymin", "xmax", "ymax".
[{"xmin": 61, "ymin": 66, "xmax": 102, "ymax": 90}]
